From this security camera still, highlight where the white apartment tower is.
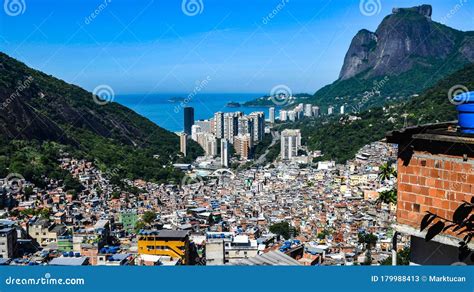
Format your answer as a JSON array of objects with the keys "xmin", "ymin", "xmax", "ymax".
[
  {"xmin": 269, "ymin": 107, "xmax": 275, "ymax": 124},
  {"xmin": 191, "ymin": 124, "xmax": 201, "ymax": 141},
  {"xmin": 304, "ymin": 104, "xmax": 313, "ymax": 117},
  {"xmin": 280, "ymin": 129, "xmax": 301, "ymax": 160},
  {"xmin": 179, "ymin": 132, "xmax": 187, "ymax": 157},
  {"xmin": 221, "ymin": 138, "xmax": 229, "ymax": 168},
  {"xmin": 214, "ymin": 112, "xmax": 225, "ymax": 139}
]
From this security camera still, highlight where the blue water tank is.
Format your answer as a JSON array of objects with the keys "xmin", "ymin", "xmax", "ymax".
[{"xmin": 454, "ymin": 92, "xmax": 474, "ymax": 134}]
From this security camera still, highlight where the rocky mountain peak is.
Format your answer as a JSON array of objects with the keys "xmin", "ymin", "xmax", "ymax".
[
  {"xmin": 392, "ymin": 4, "xmax": 432, "ymax": 19},
  {"xmin": 338, "ymin": 5, "xmax": 471, "ymax": 81}
]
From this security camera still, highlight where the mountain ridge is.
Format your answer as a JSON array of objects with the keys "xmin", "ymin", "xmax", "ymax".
[
  {"xmin": 306, "ymin": 4, "xmax": 473, "ymax": 110},
  {"xmin": 0, "ymin": 52, "xmax": 203, "ymax": 183},
  {"xmin": 339, "ymin": 4, "xmax": 473, "ymax": 80}
]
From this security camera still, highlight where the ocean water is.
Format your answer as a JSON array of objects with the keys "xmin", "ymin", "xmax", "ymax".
[{"xmin": 116, "ymin": 93, "xmax": 274, "ymax": 132}]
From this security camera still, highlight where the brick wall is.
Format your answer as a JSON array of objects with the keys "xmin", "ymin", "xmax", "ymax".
[{"xmin": 397, "ymin": 152, "xmax": 474, "ymax": 236}]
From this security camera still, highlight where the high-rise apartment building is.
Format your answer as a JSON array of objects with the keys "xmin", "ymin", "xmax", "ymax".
[
  {"xmin": 304, "ymin": 104, "xmax": 313, "ymax": 117},
  {"xmin": 221, "ymin": 138, "xmax": 229, "ymax": 168},
  {"xmin": 249, "ymin": 112, "xmax": 265, "ymax": 142},
  {"xmin": 223, "ymin": 113, "xmax": 239, "ymax": 143},
  {"xmin": 269, "ymin": 107, "xmax": 275, "ymax": 124},
  {"xmin": 214, "ymin": 112, "xmax": 224, "ymax": 139},
  {"xmin": 179, "ymin": 132, "xmax": 187, "ymax": 157},
  {"xmin": 312, "ymin": 106, "xmax": 320, "ymax": 118},
  {"xmin": 191, "ymin": 125, "xmax": 201, "ymax": 141},
  {"xmin": 234, "ymin": 134, "xmax": 253, "ymax": 160},
  {"xmin": 280, "ymin": 129, "xmax": 301, "ymax": 160},
  {"xmin": 183, "ymin": 107, "xmax": 194, "ymax": 135}
]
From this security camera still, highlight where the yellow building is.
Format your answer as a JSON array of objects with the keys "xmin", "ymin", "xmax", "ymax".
[{"xmin": 138, "ymin": 230, "xmax": 190, "ymax": 264}]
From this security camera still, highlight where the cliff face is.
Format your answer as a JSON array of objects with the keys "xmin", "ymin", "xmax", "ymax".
[{"xmin": 339, "ymin": 4, "xmax": 474, "ymax": 80}]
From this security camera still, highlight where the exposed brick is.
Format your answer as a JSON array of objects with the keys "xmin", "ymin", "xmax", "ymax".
[
  {"xmin": 461, "ymin": 183, "xmax": 471, "ymax": 194},
  {"xmin": 420, "ymin": 187, "xmax": 429, "ymax": 196},
  {"xmin": 462, "ymin": 163, "xmax": 472, "ymax": 172},
  {"xmin": 419, "ymin": 177, "xmax": 426, "ymax": 185},
  {"xmin": 432, "ymin": 198, "xmax": 443, "ymax": 208},
  {"xmin": 436, "ymin": 189, "xmax": 446, "ymax": 199},
  {"xmin": 425, "ymin": 197, "xmax": 433, "ymax": 206},
  {"xmin": 420, "ymin": 205, "xmax": 430, "ymax": 213},
  {"xmin": 468, "ymin": 175, "xmax": 474, "ymax": 184},
  {"xmin": 457, "ymin": 173, "xmax": 467, "ymax": 182},
  {"xmin": 426, "ymin": 178, "xmax": 436, "ymax": 187},
  {"xmin": 445, "ymin": 161, "xmax": 452, "ymax": 171},
  {"xmin": 421, "ymin": 168, "xmax": 431, "ymax": 177},
  {"xmin": 441, "ymin": 200, "xmax": 450, "ymax": 209},
  {"xmin": 415, "ymin": 195, "xmax": 424, "ymax": 205},
  {"xmin": 449, "ymin": 201, "xmax": 459, "ymax": 211},
  {"xmin": 426, "ymin": 159, "xmax": 435, "ymax": 168}
]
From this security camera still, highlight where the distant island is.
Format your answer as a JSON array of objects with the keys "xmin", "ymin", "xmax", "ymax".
[
  {"xmin": 168, "ymin": 97, "xmax": 186, "ymax": 103},
  {"xmin": 226, "ymin": 101, "xmax": 241, "ymax": 108}
]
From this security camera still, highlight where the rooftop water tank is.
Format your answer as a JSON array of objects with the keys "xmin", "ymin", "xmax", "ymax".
[{"xmin": 454, "ymin": 92, "xmax": 474, "ymax": 134}]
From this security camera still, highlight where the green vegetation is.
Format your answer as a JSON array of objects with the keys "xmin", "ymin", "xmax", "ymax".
[
  {"xmin": 381, "ymin": 247, "xmax": 410, "ymax": 265},
  {"xmin": 252, "ymin": 133, "xmax": 273, "ymax": 158},
  {"xmin": 0, "ymin": 140, "xmax": 71, "ymax": 188},
  {"xmin": 20, "ymin": 208, "xmax": 51, "ymax": 219},
  {"xmin": 142, "ymin": 211, "xmax": 157, "ymax": 224},
  {"xmin": 0, "ymin": 52, "xmax": 203, "ymax": 186},
  {"xmin": 358, "ymin": 232, "xmax": 378, "ymax": 248},
  {"xmin": 284, "ymin": 63, "xmax": 474, "ymax": 163},
  {"xmin": 269, "ymin": 221, "xmax": 298, "ymax": 240},
  {"xmin": 377, "ymin": 162, "xmax": 398, "ymax": 205},
  {"xmin": 317, "ymin": 229, "xmax": 330, "ymax": 240}
]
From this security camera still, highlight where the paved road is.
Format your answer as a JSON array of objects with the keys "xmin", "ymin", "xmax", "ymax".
[{"xmin": 255, "ymin": 131, "xmax": 280, "ymax": 165}]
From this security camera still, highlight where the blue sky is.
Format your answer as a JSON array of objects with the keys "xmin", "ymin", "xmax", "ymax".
[{"xmin": 1, "ymin": 0, "xmax": 473, "ymax": 94}]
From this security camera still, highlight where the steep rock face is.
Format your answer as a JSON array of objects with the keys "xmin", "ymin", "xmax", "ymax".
[
  {"xmin": 339, "ymin": 4, "xmax": 472, "ymax": 80},
  {"xmin": 338, "ymin": 29, "xmax": 377, "ymax": 81}
]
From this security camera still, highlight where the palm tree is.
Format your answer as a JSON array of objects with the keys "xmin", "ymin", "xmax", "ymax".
[
  {"xmin": 378, "ymin": 162, "xmax": 397, "ymax": 182},
  {"xmin": 376, "ymin": 162, "xmax": 398, "ymax": 205},
  {"xmin": 376, "ymin": 189, "xmax": 397, "ymax": 205}
]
